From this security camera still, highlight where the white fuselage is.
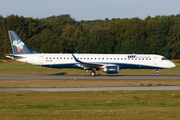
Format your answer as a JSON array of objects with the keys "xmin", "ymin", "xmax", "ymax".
[{"xmin": 11, "ymin": 53, "xmax": 176, "ymax": 70}]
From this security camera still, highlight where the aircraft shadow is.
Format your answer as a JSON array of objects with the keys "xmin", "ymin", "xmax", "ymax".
[
  {"xmin": 51, "ymin": 72, "xmax": 67, "ymax": 75},
  {"xmin": 49, "ymin": 73, "xmax": 179, "ymax": 77},
  {"xmin": 97, "ymin": 74, "xmax": 180, "ymax": 77}
]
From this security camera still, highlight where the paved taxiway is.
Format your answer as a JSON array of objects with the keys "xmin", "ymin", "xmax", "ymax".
[
  {"xmin": 0, "ymin": 86, "xmax": 180, "ymax": 92},
  {"xmin": 0, "ymin": 75, "xmax": 180, "ymax": 80},
  {"xmin": 1, "ymin": 75, "xmax": 179, "ymax": 92}
]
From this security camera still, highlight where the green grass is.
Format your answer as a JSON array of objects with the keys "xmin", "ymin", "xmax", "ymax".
[
  {"xmin": 1, "ymin": 79, "xmax": 180, "ymax": 88},
  {"xmin": 0, "ymin": 61, "xmax": 180, "ymax": 75},
  {"xmin": 0, "ymin": 60, "xmax": 180, "ymax": 119},
  {"xmin": 0, "ymin": 91, "xmax": 180, "ymax": 119}
]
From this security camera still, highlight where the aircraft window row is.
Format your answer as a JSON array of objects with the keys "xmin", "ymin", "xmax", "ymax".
[
  {"xmin": 46, "ymin": 57, "xmax": 73, "ymax": 60},
  {"xmin": 46, "ymin": 57, "xmax": 151, "ymax": 60}
]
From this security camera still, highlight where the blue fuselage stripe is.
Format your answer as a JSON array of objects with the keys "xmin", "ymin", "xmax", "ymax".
[{"xmin": 40, "ymin": 62, "xmax": 166, "ymax": 69}]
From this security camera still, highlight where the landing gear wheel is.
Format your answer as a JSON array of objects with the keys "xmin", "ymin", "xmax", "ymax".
[
  {"xmin": 156, "ymin": 69, "xmax": 160, "ymax": 76},
  {"xmin": 90, "ymin": 71, "xmax": 96, "ymax": 76}
]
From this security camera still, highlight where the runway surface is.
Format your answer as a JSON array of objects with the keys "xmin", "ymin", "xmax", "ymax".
[
  {"xmin": 0, "ymin": 75, "xmax": 180, "ymax": 80},
  {"xmin": 0, "ymin": 86, "xmax": 180, "ymax": 92}
]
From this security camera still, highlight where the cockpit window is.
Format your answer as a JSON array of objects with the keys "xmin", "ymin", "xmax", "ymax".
[{"xmin": 162, "ymin": 57, "xmax": 168, "ymax": 60}]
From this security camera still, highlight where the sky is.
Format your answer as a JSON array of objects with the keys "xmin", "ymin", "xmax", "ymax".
[{"xmin": 1, "ymin": 0, "xmax": 180, "ymax": 21}]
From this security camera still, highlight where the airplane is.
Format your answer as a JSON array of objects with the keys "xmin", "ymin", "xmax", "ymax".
[{"xmin": 6, "ymin": 30, "xmax": 176, "ymax": 76}]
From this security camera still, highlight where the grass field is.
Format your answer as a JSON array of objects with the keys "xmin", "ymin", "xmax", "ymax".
[
  {"xmin": 0, "ymin": 60, "xmax": 180, "ymax": 119},
  {"xmin": 1, "ymin": 91, "xmax": 180, "ymax": 119},
  {"xmin": 0, "ymin": 79, "xmax": 180, "ymax": 88}
]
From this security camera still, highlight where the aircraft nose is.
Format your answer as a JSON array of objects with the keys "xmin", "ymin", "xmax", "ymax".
[{"xmin": 170, "ymin": 62, "xmax": 176, "ymax": 68}]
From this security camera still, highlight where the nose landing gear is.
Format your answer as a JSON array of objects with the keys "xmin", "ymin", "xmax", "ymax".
[{"xmin": 156, "ymin": 69, "xmax": 160, "ymax": 76}]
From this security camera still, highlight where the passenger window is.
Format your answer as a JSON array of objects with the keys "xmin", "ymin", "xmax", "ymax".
[
  {"xmin": 53, "ymin": 57, "xmax": 55, "ymax": 59},
  {"xmin": 57, "ymin": 57, "xmax": 58, "ymax": 59},
  {"xmin": 50, "ymin": 57, "xmax": 51, "ymax": 59},
  {"xmin": 46, "ymin": 57, "xmax": 48, "ymax": 59}
]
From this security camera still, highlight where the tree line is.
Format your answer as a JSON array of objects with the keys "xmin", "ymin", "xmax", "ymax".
[{"xmin": 0, "ymin": 14, "xmax": 180, "ymax": 59}]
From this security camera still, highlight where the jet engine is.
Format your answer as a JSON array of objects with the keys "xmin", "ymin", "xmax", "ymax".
[{"xmin": 103, "ymin": 66, "xmax": 119, "ymax": 74}]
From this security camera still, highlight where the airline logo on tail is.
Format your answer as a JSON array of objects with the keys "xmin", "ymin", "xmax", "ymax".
[{"xmin": 12, "ymin": 40, "xmax": 24, "ymax": 52}]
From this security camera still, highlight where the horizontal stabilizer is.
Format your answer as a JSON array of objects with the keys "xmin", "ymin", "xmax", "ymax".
[{"xmin": 5, "ymin": 54, "xmax": 26, "ymax": 59}]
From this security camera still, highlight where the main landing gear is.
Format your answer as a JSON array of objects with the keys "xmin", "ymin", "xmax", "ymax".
[
  {"xmin": 90, "ymin": 71, "xmax": 96, "ymax": 76},
  {"xmin": 90, "ymin": 68, "xmax": 96, "ymax": 76},
  {"xmin": 156, "ymin": 69, "xmax": 160, "ymax": 76}
]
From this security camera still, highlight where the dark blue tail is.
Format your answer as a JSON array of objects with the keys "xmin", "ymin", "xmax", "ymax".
[{"xmin": 8, "ymin": 30, "xmax": 38, "ymax": 54}]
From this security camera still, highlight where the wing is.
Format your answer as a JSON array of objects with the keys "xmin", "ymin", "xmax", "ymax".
[{"xmin": 72, "ymin": 54, "xmax": 104, "ymax": 69}]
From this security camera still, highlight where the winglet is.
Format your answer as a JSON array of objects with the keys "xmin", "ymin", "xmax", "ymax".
[{"xmin": 72, "ymin": 54, "xmax": 81, "ymax": 62}]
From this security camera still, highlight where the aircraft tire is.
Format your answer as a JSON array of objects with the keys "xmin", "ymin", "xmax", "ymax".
[{"xmin": 90, "ymin": 71, "xmax": 95, "ymax": 76}]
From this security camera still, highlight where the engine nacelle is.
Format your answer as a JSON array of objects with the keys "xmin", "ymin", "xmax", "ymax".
[{"xmin": 103, "ymin": 66, "xmax": 119, "ymax": 74}]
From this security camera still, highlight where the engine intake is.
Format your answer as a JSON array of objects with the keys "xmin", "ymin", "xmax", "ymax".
[{"xmin": 103, "ymin": 66, "xmax": 119, "ymax": 74}]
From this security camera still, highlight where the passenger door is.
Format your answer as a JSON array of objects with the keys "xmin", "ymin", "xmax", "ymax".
[{"xmin": 153, "ymin": 57, "xmax": 157, "ymax": 65}]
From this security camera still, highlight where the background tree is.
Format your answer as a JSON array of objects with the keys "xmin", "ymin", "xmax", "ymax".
[
  {"xmin": 0, "ymin": 14, "xmax": 180, "ymax": 59},
  {"xmin": 167, "ymin": 25, "xmax": 180, "ymax": 59},
  {"xmin": 155, "ymin": 16, "xmax": 177, "ymax": 58}
]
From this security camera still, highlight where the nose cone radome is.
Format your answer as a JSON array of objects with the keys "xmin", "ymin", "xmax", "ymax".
[{"xmin": 170, "ymin": 62, "xmax": 176, "ymax": 68}]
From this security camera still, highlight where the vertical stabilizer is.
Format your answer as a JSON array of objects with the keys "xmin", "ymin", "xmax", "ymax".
[{"xmin": 8, "ymin": 30, "xmax": 38, "ymax": 54}]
